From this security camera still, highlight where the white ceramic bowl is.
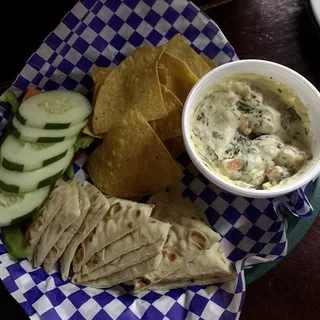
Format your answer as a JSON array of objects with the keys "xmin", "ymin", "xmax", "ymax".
[
  {"xmin": 182, "ymin": 59, "xmax": 320, "ymax": 198},
  {"xmin": 311, "ymin": 0, "xmax": 320, "ymax": 28}
]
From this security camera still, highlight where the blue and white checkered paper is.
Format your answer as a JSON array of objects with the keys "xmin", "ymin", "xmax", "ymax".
[{"xmin": 0, "ymin": 1, "xmax": 315, "ymax": 319}]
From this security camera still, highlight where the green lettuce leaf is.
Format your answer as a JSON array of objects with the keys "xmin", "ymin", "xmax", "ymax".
[
  {"xmin": 0, "ymin": 90, "xmax": 20, "ymax": 113},
  {"xmin": 74, "ymin": 135, "xmax": 95, "ymax": 152},
  {"xmin": 65, "ymin": 163, "xmax": 75, "ymax": 179},
  {"xmin": 2, "ymin": 224, "xmax": 29, "ymax": 260}
]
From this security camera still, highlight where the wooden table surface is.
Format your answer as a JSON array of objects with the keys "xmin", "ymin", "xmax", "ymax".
[
  {"xmin": 1, "ymin": 0, "xmax": 320, "ymax": 319},
  {"xmin": 208, "ymin": 1, "xmax": 320, "ymax": 319}
]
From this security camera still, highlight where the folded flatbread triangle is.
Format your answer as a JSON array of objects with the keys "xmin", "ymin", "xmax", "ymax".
[
  {"xmin": 76, "ymin": 252, "xmax": 163, "ymax": 289},
  {"xmin": 25, "ymin": 179, "xmax": 68, "ymax": 261},
  {"xmin": 74, "ymin": 238, "xmax": 166, "ymax": 283},
  {"xmin": 82, "ymin": 218, "xmax": 170, "ymax": 275},
  {"xmin": 33, "ymin": 179, "xmax": 81, "ymax": 268},
  {"xmin": 134, "ymin": 220, "xmax": 221, "ymax": 293},
  {"xmin": 59, "ymin": 181, "xmax": 112, "ymax": 280},
  {"xmin": 72, "ymin": 199, "xmax": 154, "ymax": 273},
  {"xmin": 43, "ymin": 181, "xmax": 90, "ymax": 273}
]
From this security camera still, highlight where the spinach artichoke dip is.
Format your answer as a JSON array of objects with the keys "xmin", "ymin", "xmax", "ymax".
[{"xmin": 190, "ymin": 74, "xmax": 313, "ymax": 190}]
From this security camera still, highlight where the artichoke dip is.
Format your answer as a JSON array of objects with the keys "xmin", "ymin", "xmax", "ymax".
[{"xmin": 190, "ymin": 74, "xmax": 313, "ymax": 190}]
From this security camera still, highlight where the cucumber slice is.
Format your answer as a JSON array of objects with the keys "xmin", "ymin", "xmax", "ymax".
[
  {"xmin": 12, "ymin": 117, "xmax": 87, "ymax": 143},
  {"xmin": 1, "ymin": 134, "xmax": 77, "ymax": 172},
  {"xmin": 0, "ymin": 90, "xmax": 19, "ymax": 113},
  {"xmin": 18, "ymin": 90, "xmax": 92, "ymax": 129},
  {"xmin": 0, "ymin": 186, "xmax": 50, "ymax": 226},
  {"xmin": 0, "ymin": 147, "xmax": 74, "ymax": 193}
]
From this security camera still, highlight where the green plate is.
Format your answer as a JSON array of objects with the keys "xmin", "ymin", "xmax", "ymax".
[{"xmin": 245, "ymin": 178, "xmax": 320, "ymax": 284}]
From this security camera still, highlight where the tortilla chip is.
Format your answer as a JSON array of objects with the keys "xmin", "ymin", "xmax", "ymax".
[
  {"xmin": 92, "ymin": 66, "xmax": 114, "ymax": 103},
  {"xmin": 165, "ymin": 34, "xmax": 210, "ymax": 78},
  {"xmin": 158, "ymin": 52, "xmax": 198, "ymax": 103},
  {"xmin": 92, "ymin": 47, "xmax": 167, "ymax": 134},
  {"xmin": 92, "ymin": 66, "xmax": 114, "ymax": 83},
  {"xmin": 201, "ymin": 55, "xmax": 216, "ymax": 69},
  {"xmin": 158, "ymin": 67, "xmax": 167, "ymax": 86},
  {"xmin": 164, "ymin": 136, "xmax": 186, "ymax": 158},
  {"xmin": 83, "ymin": 122, "xmax": 104, "ymax": 139},
  {"xmin": 87, "ymin": 108, "xmax": 183, "ymax": 199},
  {"xmin": 82, "ymin": 67, "xmax": 114, "ymax": 138},
  {"xmin": 149, "ymin": 85, "xmax": 183, "ymax": 141}
]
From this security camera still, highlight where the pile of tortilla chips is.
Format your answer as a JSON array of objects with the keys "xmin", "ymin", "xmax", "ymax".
[{"xmin": 86, "ymin": 34, "xmax": 215, "ymax": 200}]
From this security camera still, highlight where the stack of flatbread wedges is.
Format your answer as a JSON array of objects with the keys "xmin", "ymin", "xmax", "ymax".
[
  {"xmin": 26, "ymin": 180, "xmax": 235, "ymax": 291},
  {"xmin": 132, "ymin": 190, "xmax": 236, "ymax": 292},
  {"xmin": 26, "ymin": 179, "xmax": 157, "ymax": 282}
]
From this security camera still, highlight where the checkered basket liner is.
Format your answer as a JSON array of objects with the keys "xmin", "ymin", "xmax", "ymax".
[{"xmin": 0, "ymin": 1, "xmax": 315, "ymax": 319}]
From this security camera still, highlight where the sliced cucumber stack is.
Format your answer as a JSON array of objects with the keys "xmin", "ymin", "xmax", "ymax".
[
  {"xmin": 1, "ymin": 134, "xmax": 77, "ymax": 172},
  {"xmin": 0, "ymin": 89, "xmax": 92, "ymax": 226},
  {"xmin": 0, "ymin": 186, "xmax": 50, "ymax": 226},
  {"xmin": 0, "ymin": 147, "xmax": 74, "ymax": 193},
  {"xmin": 12, "ymin": 117, "xmax": 87, "ymax": 143},
  {"xmin": 18, "ymin": 90, "xmax": 92, "ymax": 129}
]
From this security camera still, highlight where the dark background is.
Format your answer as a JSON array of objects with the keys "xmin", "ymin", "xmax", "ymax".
[{"xmin": 1, "ymin": 0, "xmax": 320, "ymax": 319}]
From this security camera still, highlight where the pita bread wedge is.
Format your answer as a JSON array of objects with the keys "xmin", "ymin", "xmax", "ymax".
[
  {"xmin": 25, "ymin": 179, "xmax": 69, "ymax": 261},
  {"xmin": 33, "ymin": 180, "xmax": 81, "ymax": 268},
  {"xmin": 165, "ymin": 34, "xmax": 210, "ymax": 78},
  {"xmin": 76, "ymin": 252, "xmax": 162, "ymax": 289},
  {"xmin": 43, "ymin": 181, "xmax": 90, "ymax": 273},
  {"xmin": 92, "ymin": 46, "xmax": 166, "ymax": 134},
  {"xmin": 158, "ymin": 52, "xmax": 198, "ymax": 103},
  {"xmin": 147, "ymin": 274, "xmax": 236, "ymax": 291},
  {"xmin": 72, "ymin": 200, "xmax": 154, "ymax": 273},
  {"xmin": 166, "ymin": 243, "xmax": 235, "ymax": 281},
  {"xmin": 59, "ymin": 181, "xmax": 112, "ymax": 280},
  {"xmin": 74, "ymin": 238, "xmax": 165, "ymax": 283},
  {"xmin": 82, "ymin": 218, "xmax": 170, "ymax": 275},
  {"xmin": 134, "ymin": 220, "xmax": 221, "ymax": 293},
  {"xmin": 148, "ymin": 189, "xmax": 210, "ymax": 226},
  {"xmin": 87, "ymin": 108, "xmax": 183, "ymax": 200}
]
